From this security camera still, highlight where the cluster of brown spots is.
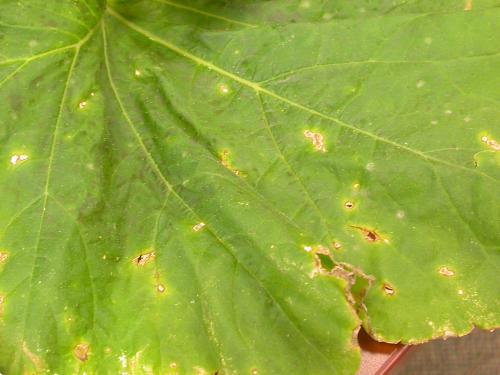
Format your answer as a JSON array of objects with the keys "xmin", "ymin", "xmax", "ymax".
[
  {"xmin": 439, "ymin": 266, "xmax": 455, "ymax": 277},
  {"xmin": 382, "ymin": 283, "xmax": 395, "ymax": 296},
  {"xmin": 481, "ymin": 136, "xmax": 500, "ymax": 151},
  {"xmin": 74, "ymin": 343, "xmax": 89, "ymax": 362},
  {"xmin": 133, "ymin": 251, "xmax": 156, "ymax": 266},
  {"xmin": 303, "ymin": 130, "xmax": 327, "ymax": 152},
  {"xmin": 350, "ymin": 225, "xmax": 382, "ymax": 242},
  {"xmin": 220, "ymin": 150, "xmax": 242, "ymax": 176},
  {"xmin": 192, "ymin": 222, "xmax": 206, "ymax": 232}
]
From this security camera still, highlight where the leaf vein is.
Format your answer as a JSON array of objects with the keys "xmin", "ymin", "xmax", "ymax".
[
  {"xmin": 102, "ymin": 20, "xmax": 337, "ymax": 369},
  {"xmin": 107, "ymin": 7, "xmax": 497, "ymax": 183}
]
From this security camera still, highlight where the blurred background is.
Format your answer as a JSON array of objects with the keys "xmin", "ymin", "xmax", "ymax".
[{"xmin": 358, "ymin": 328, "xmax": 499, "ymax": 375}]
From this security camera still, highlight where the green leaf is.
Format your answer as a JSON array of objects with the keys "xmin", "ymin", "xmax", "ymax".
[{"xmin": 0, "ymin": 0, "xmax": 499, "ymax": 373}]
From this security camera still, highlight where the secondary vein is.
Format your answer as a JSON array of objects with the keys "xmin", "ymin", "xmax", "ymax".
[{"xmin": 107, "ymin": 7, "xmax": 497, "ymax": 183}]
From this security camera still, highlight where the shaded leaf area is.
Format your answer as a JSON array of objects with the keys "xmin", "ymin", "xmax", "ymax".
[{"xmin": 0, "ymin": 0, "xmax": 499, "ymax": 374}]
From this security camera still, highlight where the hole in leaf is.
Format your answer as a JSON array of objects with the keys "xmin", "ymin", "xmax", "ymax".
[
  {"xmin": 317, "ymin": 253, "xmax": 334, "ymax": 271},
  {"xmin": 10, "ymin": 154, "xmax": 28, "ymax": 166}
]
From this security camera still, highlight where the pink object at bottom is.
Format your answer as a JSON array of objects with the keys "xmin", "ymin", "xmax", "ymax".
[{"xmin": 357, "ymin": 329, "xmax": 410, "ymax": 375}]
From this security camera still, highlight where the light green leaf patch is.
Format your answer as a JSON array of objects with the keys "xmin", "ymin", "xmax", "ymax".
[{"xmin": 0, "ymin": 0, "xmax": 499, "ymax": 374}]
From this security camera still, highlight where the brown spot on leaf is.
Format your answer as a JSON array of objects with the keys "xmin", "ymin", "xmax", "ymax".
[
  {"xmin": 133, "ymin": 251, "xmax": 156, "ymax": 266},
  {"xmin": 220, "ymin": 149, "xmax": 242, "ymax": 176},
  {"xmin": 344, "ymin": 201, "xmax": 354, "ymax": 209},
  {"xmin": 443, "ymin": 330, "xmax": 455, "ymax": 339},
  {"xmin": 304, "ymin": 130, "xmax": 326, "ymax": 152},
  {"xmin": 10, "ymin": 154, "xmax": 29, "ymax": 166},
  {"xmin": 481, "ymin": 136, "xmax": 500, "ymax": 151},
  {"xmin": 74, "ymin": 343, "xmax": 89, "ymax": 362},
  {"xmin": 332, "ymin": 241, "xmax": 342, "ymax": 250},
  {"xmin": 192, "ymin": 222, "xmax": 206, "ymax": 232},
  {"xmin": 157, "ymin": 284, "xmax": 166, "ymax": 293},
  {"xmin": 194, "ymin": 367, "xmax": 210, "ymax": 375},
  {"xmin": 382, "ymin": 283, "xmax": 395, "ymax": 296},
  {"xmin": 350, "ymin": 225, "xmax": 382, "ymax": 242},
  {"xmin": 439, "ymin": 266, "xmax": 455, "ymax": 277},
  {"xmin": 315, "ymin": 245, "xmax": 330, "ymax": 255}
]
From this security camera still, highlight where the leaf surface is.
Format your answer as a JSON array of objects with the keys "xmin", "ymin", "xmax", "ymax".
[{"xmin": 0, "ymin": 0, "xmax": 499, "ymax": 374}]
